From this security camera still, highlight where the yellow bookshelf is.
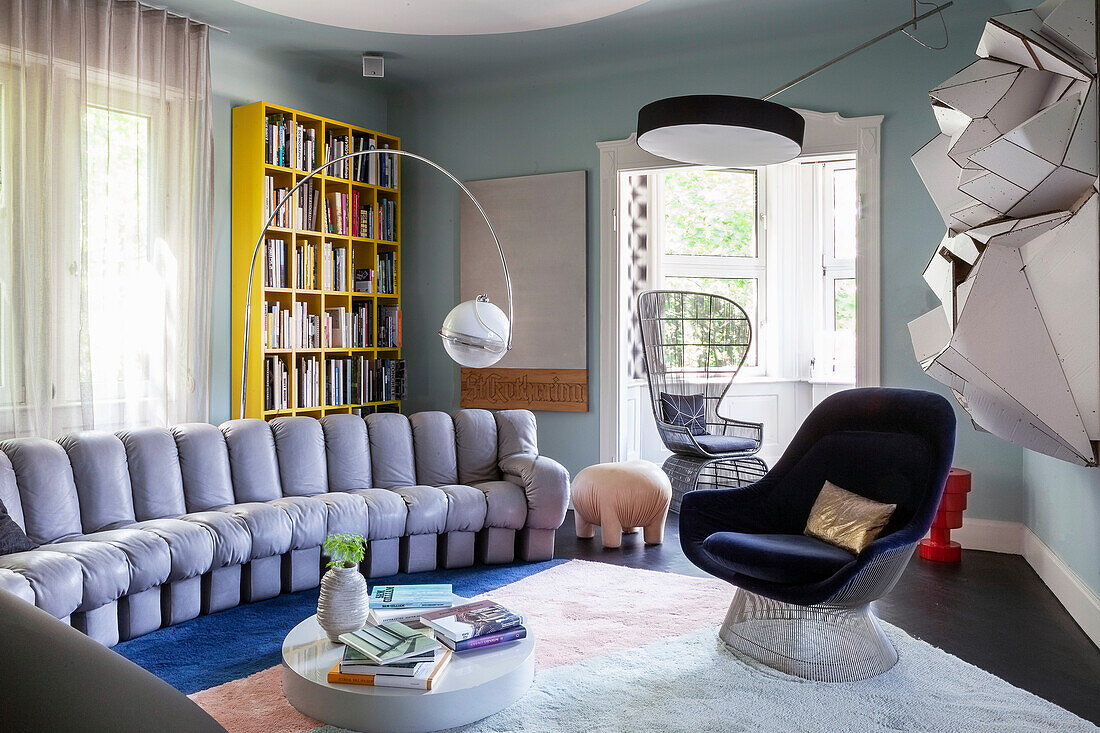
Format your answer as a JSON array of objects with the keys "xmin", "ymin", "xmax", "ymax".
[{"xmin": 232, "ymin": 101, "xmax": 402, "ymax": 419}]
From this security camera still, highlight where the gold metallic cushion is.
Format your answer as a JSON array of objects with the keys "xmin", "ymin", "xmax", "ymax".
[{"xmin": 804, "ymin": 481, "xmax": 897, "ymax": 554}]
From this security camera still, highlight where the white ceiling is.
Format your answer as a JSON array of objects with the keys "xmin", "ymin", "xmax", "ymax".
[{"xmin": 230, "ymin": 0, "xmax": 653, "ymax": 35}]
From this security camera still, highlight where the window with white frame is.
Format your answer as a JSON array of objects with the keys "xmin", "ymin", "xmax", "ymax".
[
  {"xmin": 808, "ymin": 159, "xmax": 858, "ymax": 383},
  {"xmin": 648, "ymin": 157, "xmax": 857, "ymax": 383},
  {"xmin": 653, "ymin": 167, "xmax": 764, "ymax": 369}
]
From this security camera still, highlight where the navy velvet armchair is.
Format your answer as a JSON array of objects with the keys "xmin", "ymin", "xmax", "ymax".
[{"xmin": 680, "ymin": 387, "xmax": 956, "ymax": 681}]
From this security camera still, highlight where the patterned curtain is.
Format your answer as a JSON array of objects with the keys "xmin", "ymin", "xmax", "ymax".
[{"xmin": 624, "ymin": 174, "xmax": 649, "ymax": 380}]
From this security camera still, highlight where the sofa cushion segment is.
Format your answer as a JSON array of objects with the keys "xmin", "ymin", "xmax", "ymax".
[
  {"xmin": 172, "ymin": 424, "xmax": 235, "ymax": 512},
  {"xmin": 179, "ymin": 511, "xmax": 251, "ymax": 567},
  {"xmin": 75, "ymin": 529, "xmax": 171, "ymax": 594},
  {"xmin": 499, "ymin": 453, "xmax": 571, "ymax": 530},
  {"xmin": 393, "ymin": 486, "xmax": 448, "ymax": 535},
  {"xmin": 438, "ymin": 485, "xmax": 488, "ymax": 532},
  {"xmin": 0, "ymin": 567, "xmax": 35, "ymax": 604},
  {"xmin": 0, "ymin": 450, "xmax": 26, "ymax": 530},
  {"xmin": 473, "ymin": 481, "xmax": 528, "ymax": 530},
  {"xmin": 494, "ymin": 410, "xmax": 539, "ymax": 457},
  {"xmin": 0, "ymin": 439, "xmax": 83, "ymax": 545},
  {"xmin": 410, "ymin": 412, "xmax": 459, "ymax": 486},
  {"xmin": 116, "ymin": 428, "xmax": 187, "ymax": 521},
  {"xmin": 453, "ymin": 410, "xmax": 500, "ymax": 484},
  {"xmin": 217, "ymin": 502, "xmax": 293, "ymax": 558},
  {"xmin": 271, "ymin": 417, "xmax": 328, "ymax": 496},
  {"xmin": 58, "ymin": 432, "xmax": 137, "ymax": 534},
  {"xmin": 366, "ymin": 413, "xmax": 417, "ymax": 488},
  {"xmin": 221, "ymin": 419, "xmax": 282, "ymax": 503},
  {"xmin": 0, "ymin": 550, "xmax": 83, "ymax": 618},
  {"xmin": 349, "ymin": 489, "xmax": 407, "ymax": 540},
  {"xmin": 39, "ymin": 540, "xmax": 130, "ymax": 611},
  {"xmin": 311, "ymin": 492, "xmax": 370, "ymax": 536},
  {"xmin": 320, "ymin": 415, "xmax": 372, "ymax": 491},
  {"xmin": 271, "ymin": 497, "xmax": 327, "ymax": 550},
  {"xmin": 130, "ymin": 518, "xmax": 215, "ymax": 581}
]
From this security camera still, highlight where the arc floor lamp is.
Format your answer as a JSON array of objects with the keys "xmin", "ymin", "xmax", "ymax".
[{"xmin": 238, "ymin": 149, "xmax": 513, "ymax": 418}]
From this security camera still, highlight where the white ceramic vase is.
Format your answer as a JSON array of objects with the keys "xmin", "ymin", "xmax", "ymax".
[{"xmin": 317, "ymin": 564, "xmax": 370, "ymax": 642}]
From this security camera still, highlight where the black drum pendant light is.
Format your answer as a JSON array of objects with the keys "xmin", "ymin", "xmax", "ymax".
[
  {"xmin": 638, "ymin": 95, "xmax": 805, "ymax": 166},
  {"xmin": 637, "ymin": 1, "xmax": 953, "ymax": 167}
]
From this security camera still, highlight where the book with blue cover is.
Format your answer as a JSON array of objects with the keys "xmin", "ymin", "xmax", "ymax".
[{"xmin": 369, "ymin": 583, "xmax": 454, "ymax": 610}]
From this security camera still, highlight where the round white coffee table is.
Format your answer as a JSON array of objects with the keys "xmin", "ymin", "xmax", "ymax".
[{"xmin": 281, "ymin": 614, "xmax": 534, "ymax": 733}]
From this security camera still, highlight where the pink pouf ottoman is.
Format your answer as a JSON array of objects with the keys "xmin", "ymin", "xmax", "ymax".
[{"xmin": 572, "ymin": 460, "xmax": 672, "ymax": 548}]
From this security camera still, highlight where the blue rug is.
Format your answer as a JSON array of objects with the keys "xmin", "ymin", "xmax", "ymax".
[{"xmin": 115, "ymin": 559, "xmax": 565, "ymax": 694}]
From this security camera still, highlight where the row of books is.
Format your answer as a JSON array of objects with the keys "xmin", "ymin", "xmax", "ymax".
[
  {"xmin": 264, "ymin": 239, "xmax": 287, "ymax": 288},
  {"xmin": 263, "ymin": 356, "xmax": 407, "ymax": 410},
  {"xmin": 264, "ymin": 113, "xmax": 317, "ymax": 172},
  {"xmin": 263, "ymin": 113, "xmax": 397, "ymax": 187},
  {"xmin": 264, "ymin": 177, "xmax": 292, "ymax": 228},
  {"xmin": 322, "ymin": 356, "xmax": 407, "ymax": 405},
  {"xmin": 264, "ymin": 356, "xmax": 290, "ymax": 411},
  {"xmin": 377, "ymin": 252, "xmax": 397, "ymax": 296},
  {"xmin": 350, "ymin": 136, "xmax": 399, "ymax": 188},
  {"xmin": 322, "ymin": 242, "xmax": 348, "ymax": 292},
  {"xmin": 378, "ymin": 304, "xmax": 401, "ymax": 348},
  {"xmin": 322, "ymin": 304, "xmax": 373, "ymax": 349},
  {"xmin": 264, "ymin": 302, "xmax": 381, "ymax": 349},
  {"xmin": 375, "ymin": 198, "xmax": 397, "ymax": 242}
]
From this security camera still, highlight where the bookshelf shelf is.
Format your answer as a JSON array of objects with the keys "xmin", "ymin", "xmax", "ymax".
[{"xmin": 233, "ymin": 101, "xmax": 404, "ymax": 419}]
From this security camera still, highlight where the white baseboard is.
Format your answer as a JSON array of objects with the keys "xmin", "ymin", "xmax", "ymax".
[{"xmin": 948, "ymin": 518, "xmax": 1100, "ymax": 649}]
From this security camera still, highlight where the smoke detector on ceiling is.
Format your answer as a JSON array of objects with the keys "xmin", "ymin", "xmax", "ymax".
[{"xmin": 362, "ymin": 54, "xmax": 384, "ymax": 78}]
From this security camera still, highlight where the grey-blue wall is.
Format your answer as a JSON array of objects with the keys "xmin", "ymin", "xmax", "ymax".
[
  {"xmin": 1023, "ymin": 454, "xmax": 1100, "ymax": 596},
  {"xmin": 387, "ymin": 0, "xmax": 1025, "ymax": 524},
  {"xmin": 207, "ymin": 39, "xmax": 388, "ymax": 425}
]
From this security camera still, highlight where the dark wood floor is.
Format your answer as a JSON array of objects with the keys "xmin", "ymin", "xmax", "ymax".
[{"xmin": 554, "ymin": 510, "xmax": 1100, "ymax": 725}]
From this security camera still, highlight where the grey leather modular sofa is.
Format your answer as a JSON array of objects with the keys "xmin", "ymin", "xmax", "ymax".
[{"xmin": 0, "ymin": 409, "xmax": 569, "ymax": 647}]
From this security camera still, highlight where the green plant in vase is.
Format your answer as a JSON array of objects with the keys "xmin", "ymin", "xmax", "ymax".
[
  {"xmin": 318, "ymin": 533, "xmax": 369, "ymax": 641},
  {"xmin": 323, "ymin": 533, "xmax": 366, "ymax": 569}
]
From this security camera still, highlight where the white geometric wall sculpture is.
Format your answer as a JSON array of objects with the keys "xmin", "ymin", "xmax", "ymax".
[{"xmin": 909, "ymin": 0, "xmax": 1099, "ymax": 465}]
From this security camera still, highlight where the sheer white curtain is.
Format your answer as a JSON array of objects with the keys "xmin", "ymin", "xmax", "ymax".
[{"xmin": 0, "ymin": 0, "xmax": 213, "ymax": 437}]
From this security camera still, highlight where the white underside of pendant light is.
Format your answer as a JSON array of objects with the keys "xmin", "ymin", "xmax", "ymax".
[
  {"xmin": 231, "ymin": 0, "xmax": 651, "ymax": 35},
  {"xmin": 637, "ymin": 123, "xmax": 802, "ymax": 167}
]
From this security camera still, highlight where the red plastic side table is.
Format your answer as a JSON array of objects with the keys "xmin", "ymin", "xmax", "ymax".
[{"xmin": 919, "ymin": 467, "xmax": 971, "ymax": 563}]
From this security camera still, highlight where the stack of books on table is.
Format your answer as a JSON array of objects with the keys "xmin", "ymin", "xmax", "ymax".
[
  {"xmin": 332, "ymin": 622, "xmax": 452, "ymax": 690},
  {"xmin": 420, "ymin": 600, "xmax": 527, "ymax": 652}
]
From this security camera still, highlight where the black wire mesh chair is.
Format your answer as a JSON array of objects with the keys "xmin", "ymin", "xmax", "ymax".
[{"xmin": 637, "ymin": 290, "xmax": 764, "ymax": 461}]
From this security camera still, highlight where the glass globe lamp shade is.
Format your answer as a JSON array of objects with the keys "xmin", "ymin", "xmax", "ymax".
[{"xmin": 439, "ymin": 297, "xmax": 510, "ymax": 368}]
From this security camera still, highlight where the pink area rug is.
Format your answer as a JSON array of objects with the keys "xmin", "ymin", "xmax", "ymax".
[{"xmin": 191, "ymin": 560, "xmax": 734, "ymax": 733}]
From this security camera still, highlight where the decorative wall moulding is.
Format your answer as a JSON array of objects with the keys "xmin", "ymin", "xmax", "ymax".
[{"xmin": 909, "ymin": 0, "xmax": 1099, "ymax": 465}]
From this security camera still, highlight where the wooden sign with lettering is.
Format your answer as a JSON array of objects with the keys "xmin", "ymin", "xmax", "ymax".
[{"xmin": 460, "ymin": 368, "xmax": 588, "ymax": 412}]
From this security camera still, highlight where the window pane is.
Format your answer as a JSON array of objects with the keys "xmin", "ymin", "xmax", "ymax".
[
  {"xmin": 832, "ymin": 167, "xmax": 857, "ymax": 259},
  {"xmin": 664, "ymin": 276, "xmax": 758, "ymax": 367},
  {"xmin": 86, "ymin": 106, "xmax": 152, "ymax": 389},
  {"xmin": 833, "ymin": 278, "xmax": 856, "ymax": 331},
  {"xmin": 662, "ymin": 169, "xmax": 756, "ymax": 257}
]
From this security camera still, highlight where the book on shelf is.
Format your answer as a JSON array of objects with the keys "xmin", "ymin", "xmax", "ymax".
[
  {"xmin": 420, "ymin": 600, "xmax": 525, "ymax": 642},
  {"xmin": 298, "ymin": 355, "xmax": 320, "ymax": 408},
  {"xmin": 369, "ymin": 584, "xmax": 452, "ymax": 610},
  {"xmin": 440, "ymin": 626, "xmax": 527, "ymax": 652},
  {"xmin": 339, "ymin": 622, "xmax": 442, "ymax": 665},
  {"xmin": 326, "ymin": 649, "xmax": 452, "ymax": 690},
  {"xmin": 340, "ymin": 645, "xmax": 441, "ymax": 676},
  {"xmin": 295, "ymin": 242, "xmax": 317, "ymax": 290},
  {"xmin": 354, "ymin": 268, "xmax": 374, "ymax": 293}
]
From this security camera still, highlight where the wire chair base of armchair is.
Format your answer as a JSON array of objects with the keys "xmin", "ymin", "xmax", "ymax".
[
  {"xmin": 664, "ymin": 455, "xmax": 768, "ymax": 513},
  {"xmin": 718, "ymin": 589, "xmax": 898, "ymax": 682}
]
